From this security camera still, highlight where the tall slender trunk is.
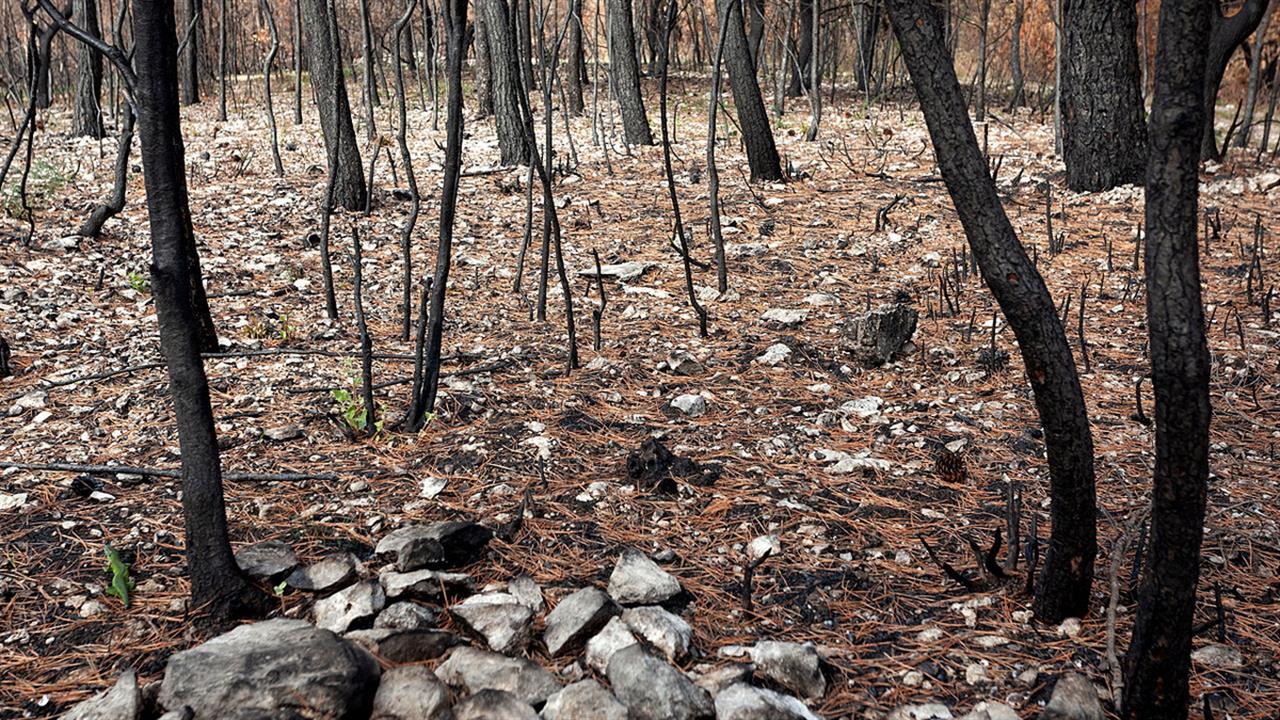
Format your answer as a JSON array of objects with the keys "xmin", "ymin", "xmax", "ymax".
[
  {"xmin": 480, "ymin": 0, "xmax": 532, "ymax": 163},
  {"xmin": 260, "ymin": 0, "xmax": 283, "ymax": 174},
  {"xmin": 719, "ymin": 0, "xmax": 782, "ymax": 179},
  {"xmin": 72, "ymin": 0, "xmax": 104, "ymax": 137},
  {"xmin": 566, "ymin": 0, "xmax": 585, "ymax": 115},
  {"xmin": 747, "ymin": 0, "xmax": 765, "ymax": 67},
  {"xmin": 293, "ymin": 0, "xmax": 302, "ymax": 123},
  {"xmin": 856, "ymin": 0, "xmax": 879, "ymax": 93},
  {"xmin": 1233, "ymin": 3, "xmax": 1273, "ymax": 147},
  {"xmin": 787, "ymin": 0, "xmax": 812, "ymax": 95},
  {"xmin": 607, "ymin": 0, "xmax": 654, "ymax": 144},
  {"xmin": 182, "ymin": 0, "xmax": 201, "ymax": 103},
  {"xmin": 974, "ymin": 0, "xmax": 989, "ymax": 121},
  {"xmin": 217, "ymin": 0, "xmax": 227, "ymax": 120},
  {"xmin": 474, "ymin": 2, "xmax": 493, "ymax": 116},
  {"xmin": 803, "ymin": 0, "xmax": 820, "ymax": 139},
  {"xmin": 1007, "ymin": 0, "xmax": 1024, "ymax": 108},
  {"xmin": 299, "ymin": 0, "xmax": 367, "ymax": 210}
]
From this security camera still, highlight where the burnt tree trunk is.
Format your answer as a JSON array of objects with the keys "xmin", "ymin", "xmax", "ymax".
[
  {"xmin": 856, "ymin": 0, "xmax": 879, "ymax": 92},
  {"xmin": 79, "ymin": 104, "xmax": 134, "ymax": 236},
  {"xmin": 131, "ymin": 0, "xmax": 264, "ymax": 621},
  {"xmin": 607, "ymin": 0, "xmax": 654, "ymax": 144},
  {"xmin": 35, "ymin": 17, "xmax": 62, "ymax": 109},
  {"xmin": 1060, "ymin": 0, "xmax": 1147, "ymax": 190},
  {"xmin": 566, "ymin": 0, "xmax": 586, "ymax": 115},
  {"xmin": 518, "ymin": 0, "xmax": 536, "ymax": 89},
  {"xmin": 719, "ymin": 0, "xmax": 781, "ymax": 179},
  {"xmin": 473, "ymin": 7, "xmax": 493, "ymax": 117},
  {"xmin": 181, "ymin": 0, "xmax": 201, "ymax": 104},
  {"xmin": 886, "ymin": 0, "xmax": 1098, "ymax": 622},
  {"xmin": 748, "ymin": 0, "xmax": 765, "ymax": 67},
  {"xmin": 787, "ymin": 0, "xmax": 812, "ymax": 95},
  {"xmin": 1200, "ymin": 0, "xmax": 1270, "ymax": 160},
  {"xmin": 1007, "ymin": 0, "xmax": 1025, "ymax": 108},
  {"xmin": 480, "ymin": 0, "xmax": 531, "ymax": 163},
  {"xmin": 1233, "ymin": 4, "xmax": 1272, "ymax": 147},
  {"xmin": 299, "ymin": 0, "xmax": 367, "ymax": 210},
  {"xmin": 72, "ymin": 0, "xmax": 104, "ymax": 137},
  {"xmin": 1122, "ymin": 0, "xmax": 1213, "ymax": 716}
]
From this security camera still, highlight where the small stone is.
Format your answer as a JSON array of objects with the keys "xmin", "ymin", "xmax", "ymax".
[
  {"xmin": 508, "ymin": 574, "xmax": 545, "ymax": 613},
  {"xmin": 1016, "ymin": 668, "xmax": 1040, "ymax": 687},
  {"xmin": 622, "ymin": 606, "xmax": 692, "ymax": 662},
  {"xmin": 435, "ymin": 646, "xmax": 561, "ymax": 706},
  {"xmin": 671, "ymin": 393, "xmax": 707, "ymax": 417},
  {"xmin": 917, "ymin": 627, "xmax": 944, "ymax": 642},
  {"xmin": 64, "ymin": 669, "xmax": 141, "ymax": 720},
  {"xmin": 607, "ymin": 548, "xmax": 682, "ymax": 606},
  {"xmin": 804, "ymin": 293, "xmax": 838, "ymax": 306},
  {"xmin": 419, "ymin": 476, "xmax": 448, "ymax": 499},
  {"xmin": 965, "ymin": 663, "xmax": 989, "ymax": 685},
  {"xmin": 263, "ymin": 424, "xmax": 304, "ymax": 441},
  {"xmin": 663, "ymin": 350, "xmax": 705, "ymax": 375},
  {"xmin": 1038, "ymin": 672, "xmax": 1104, "ymax": 720},
  {"xmin": 375, "ymin": 521, "xmax": 494, "ymax": 572},
  {"xmin": 585, "ymin": 616, "xmax": 638, "ymax": 674},
  {"xmin": 1191, "ymin": 642, "xmax": 1244, "ymax": 669},
  {"xmin": 902, "ymin": 670, "xmax": 924, "ymax": 687},
  {"xmin": 344, "ymin": 628, "xmax": 458, "ymax": 664},
  {"xmin": 755, "ymin": 343, "xmax": 792, "ymax": 366},
  {"xmin": 959, "ymin": 701, "xmax": 1020, "ymax": 720},
  {"xmin": 542, "ymin": 680, "xmax": 629, "ymax": 720},
  {"xmin": 607, "ymin": 645, "xmax": 714, "ymax": 720},
  {"xmin": 314, "ymin": 579, "xmax": 386, "ymax": 633},
  {"xmin": 285, "ymin": 552, "xmax": 357, "ymax": 593},
  {"xmin": 375, "ymin": 602, "xmax": 438, "ymax": 630},
  {"xmin": 450, "ymin": 593, "xmax": 535, "ymax": 655},
  {"xmin": 887, "ymin": 704, "xmax": 953, "ymax": 720},
  {"xmin": 79, "ymin": 599, "xmax": 106, "ymax": 618},
  {"xmin": 762, "ymin": 308, "xmax": 808, "ymax": 327},
  {"xmin": 973, "ymin": 635, "xmax": 1009, "ymax": 649},
  {"xmin": 714, "ymin": 683, "xmax": 821, "ymax": 720},
  {"xmin": 749, "ymin": 641, "xmax": 826, "ymax": 699},
  {"xmin": 544, "ymin": 587, "xmax": 621, "ymax": 657},
  {"xmin": 370, "ymin": 666, "xmax": 451, "ymax": 720},
  {"xmin": 692, "ymin": 663, "xmax": 754, "ymax": 696},
  {"xmin": 1056, "ymin": 617, "xmax": 1082, "ymax": 638},
  {"xmin": 234, "ymin": 540, "xmax": 299, "ymax": 580},
  {"xmin": 846, "ymin": 303, "xmax": 918, "ymax": 366},
  {"xmin": 453, "ymin": 689, "xmax": 539, "ymax": 720},
  {"xmin": 747, "ymin": 535, "xmax": 780, "ymax": 563},
  {"xmin": 380, "ymin": 568, "xmax": 472, "ymax": 601}
]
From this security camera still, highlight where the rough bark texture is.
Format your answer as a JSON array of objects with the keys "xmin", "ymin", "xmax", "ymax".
[
  {"xmin": 607, "ymin": 0, "xmax": 654, "ymax": 145},
  {"xmin": 299, "ymin": 0, "xmax": 367, "ymax": 210},
  {"xmin": 1122, "ymin": 0, "xmax": 1213, "ymax": 716},
  {"xmin": 718, "ymin": 0, "xmax": 781, "ymax": 180},
  {"xmin": 1008, "ymin": 0, "xmax": 1025, "ymax": 107},
  {"xmin": 1060, "ymin": 0, "xmax": 1147, "ymax": 190},
  {"xmin": 856, "ymin": 0, "xmax": 880, "ymax": 91},
  {"xmin": 1200, "ymin": 0, "xmax": 1270, "ymax": 160},
  {"xmin": 131, "ymin": 0, "xmax": 262, "ymax": 621},
  {"xmin": 566, "ymin": 0, "xmax": 586, "ymax": 115},
  {"xmin": 748, "ymin": 0, "xmax": 765, "ymax": 66},
  {"xmin": 480, "ymin": 0, "xmax": 531, "ymax": 164},
  {"xmin": 787, "ymin": 0, "xmax": 813, "ymax": 95},
  {"xmin": 518, "ymin": 0, "xmax": 536, "ymax": 90},
  {"xmin": 181, "ymin": 0, "xmax": 201, "ymax": 104},
  {"xmin": 473, "ymin": 8, "xmax": 493, "ymax": 118},
  {"xmin": 886, "ymin": 0, "xmax": 1098, "ymax": 622},
  {"xmin": 72, "ymin": 0, "xmax": 104, "ymax": 137}
]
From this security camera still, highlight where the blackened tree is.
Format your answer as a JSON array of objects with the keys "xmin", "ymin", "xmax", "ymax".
[
  {"xmin": 717, "ymin": 0, "xmax": 782, "ymax": 180},
  {"xmin": 299, "ymin": 0, "xmax": 367, "ymax": 210},
  {"xmin": 479, "ymin": 0, "xmax": 531, "ymax": 164},
  {"xmin": 71, "ymin": 0, "xmax": 104, "ymax": 137},
  {"xmin": 181, "ymin": 0, "xmax": 200, "ymax": 104},
  {"xmin": 1199, "ymin": 0, "xmax": 1272, "ymax": 160},
  {"xmin": 607, "ymin": 0, "xmax": 654, "ymax": 145}
]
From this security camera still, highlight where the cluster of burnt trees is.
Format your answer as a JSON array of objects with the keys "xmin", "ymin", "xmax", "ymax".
[{"xmin": 5, "ymin": 0, "xmax": 1274, "ymax": 717}]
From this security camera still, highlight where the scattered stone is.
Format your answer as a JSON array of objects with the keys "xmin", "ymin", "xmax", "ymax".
[
  {"xmin": 761, "ymin": 308, "xmax": 808, "ymax": 327},
  {"xmin": 453, "ymin": 689, "xmax": 539, "ymax": 720},
  {"xmin": 887, "ymin": 704, "xmax": 954, "ymax": 720},
  {"xmin": 1056, "ymin": 617, "xmax": 1082, "ymax": 638},
  {"xmin": 375, "ymin": 601, "xmax": 438, "ymax": 630},
  {"xmin": 714, "ymin": 683, "xmax": 821, "ymax": 720},
  {"xmin": 671, "ymin": 393, "xmax": 708, "ymax": 417},
  {"xmin": 663, "ymin": 350, "xmax": 705, "ymax": 376},
  {"xmin": 755, "ymin": 343, "xmax": 792, "ymax": 366},
  {"xmin": 285, "ymin": 552, "xmax": 358, "ymax": 593},
  {"xmin": 608, "ymin": 548, "xmax": 683, "ymax": 605},
  {"xmin": 749, "ymin": 641, "xmax": 826, "ymax": 699},
  {"xmin": 419, "ymin": 475, "xmax": 448, "ymax": 499},
  {"xmin": 380, "ymin": 568, "xmax": 473, "ymax": 601},
  {"xmin": 155, "ymin": 709, "xmax": 193, "ymax": 720},
  {"xmin": 1191, "ymin": 642, "xmax": 1244, "ymax": 669},
  {"xmin": 693, "ymin": 663, "xmax": 754, "ymax": 696},
  {"xmin": 64, "ymin": 669, "xmax": 141, "ymax": 720},
  {"xmin": 607, "ymin": 645, "xmax": 714, "ymax": 720},
  {"xmin": 585, "ymin": 617, "xmax": 638, "ymax": 674},
  {"xmin": 508, "ymin": 574, "xmax": 545, "ymax": 613},
  {"xmin": 234, "ymin": 540, "xmax": 299, "ymax": 580},
  {"xmin": 846, "ymin": 303, "xmax": 918, "ymax": 366},
  {"xmin": 959, "ymin": 701, "xmax": 1019, "ymax": 720},
  {"xmin": 158, "ymin": 619, "xmax": 379, "ymax": 719},
  {"xmin": 804, "ymin": 293, "xmax": 838, "ymax": 306},
  {"xmin": 1037, "ymin": 672, "xmax": 1104, "ymax": 720},
  {"xmin": 542, "ymin": 680, "xmax": 629, "ymax": 720},
  {"xmin": 370, "ymin": 666, "xmax": 451, "ymax": 720},
  {"xmin": 344, "ymin": 628, "xmax": 458, "ymax": 664},
  {"xmin": 450, "ymin": 592, "xmax": 536, "ymax": 654},
  {"xmin": 622, "ymin": 606, "xmax": 692, "ymax": 662},
  {"xmin": 263, "ymin": 424, "xmax": 304, "ymax": 442},
  {"xmin": 578, "ymin": 261, "xmax": 653, "ymax": 282},
  {"xmin": 436, "ymin": 646, "xmax": 561, "ymax": 706},
  {"xmin": 1016, "ymin": 668, "xmax": 1040, "ymax": 687},
  {"xmin": 544, "ymin": 587, "xmax": 621, "ymax": 657},
  {"xmin": 964, "ymin": 662, "xmax": 989, "ymax": 685},
  {"xmin": 626, "ymin": 438, "xmax": 719, "ymax": 494},
  {"xmin": 314, "ymin": 579, "xmax": 386, "ymax": 633},
  {"xmin": 748, "ymin": 534, "xmax": 781, "ymax": 563},
  {"xmin": 375, "ymin": 521, "xmax": 494, "ymax": 572}
]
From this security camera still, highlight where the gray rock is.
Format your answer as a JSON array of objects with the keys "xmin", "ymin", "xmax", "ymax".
[
  {"xmin": 1038, "ymin": 672, "xmax": 1104, "ymax": 720},
  {"xmin": 887, "ymin": 704, "xmax": 953, "ymax": 720},
  {"xmin": 606, "ymin": 645, "xmax": 714, "ymax": 720},
  {"xmin": 264, "ymin": 424, "xmax": 304, "ymax": 441},
  {"xmin": 544, "ymin": 587, "xmax": 621, "ymax": 657},
  {"xmin": 692, "ymin": 663, "xmax": 754, "ymax": 696},
  {"xmin": 663, "ymin": 350, "xmax": 705, "ymax": 376},
  {"xmin": 285, "ymin": 552, "xmax": 358, "ymax": 593},
  {"xmin": 376, "ymin": 521, "xmax": 494, "ymax": 572},
  {"xmin": 671, "ymin": 393, "xmax": 708, "ymax": 417},
  {"xmin": 315, "ymin": 579, "xmax": 386, "ymax": 633},
  {"xmin": 959, "ymin": 702, "xmax": 1020, "ymax": 720},
  {"xmin": 64, "ymin": 669, "xmax": 142, "ymax": 720},
  {"xmin": 344, "ymin": 628, "xmax": 458, "ymax": 664},
  {"xmin": 155, "ymin": 709, "xmax": 193, "ymax": 720},
  {"xmin": 714, "ymin": 683, "xmax": 821, "ymax": 720},
  {"xmin": 578, "ymin": 261, "xmax": 654, "ymax": 282},
  {"xmin": 509, "ymin": 574, "xmax": 545, "ymax": 613},
  {"xmin": 450, "ymin": 592, "xmax": 535, "ymax": 654},
  {"xmin": 622, "ymin": 606, "xmax": 692, "ymax": 662},
  {"xmin": 370, "ymin": 666, "xmax": 451, "ymax": 720},
  {"xmin": 158, "ymin": 618, "xmax": 379, "ymax": 719},
  {"xmin": 1191, "ymin": 642, "xmax": 1244, "ymax": 669},
  {"xmin": 454, "ymin": 689, "xmax": 539, "ymax": 720},
  {"xmin": 762, "ymin": 308, "xmax": 808, "ymax": 327},
  {"xmin": 234, "ymin": 540, "xmax": 299, "ymax": 580},
  {"xmin": 541, "ymin": 680, "xmax": 628, "ymax": 720},
  {"xmin": 755, "ymin": 343, "xmax": 792, "ymax": 366},
  {"xmin": 437, "ymin": 646, "xmax": 561, "ymax": 706},
  {"xmin": 607, "ymin": 548, "xmax": 682, "ymax": 606},
  {"xmin": 749, "ymin": 641, "xmax": 826, "ymax": 699},
  {"xmin": 846, "ymin": 303, "xmax": 918, "ymax": 366},
  {"xmin": 585, "ymin": 616, "xmax": 638, "ymax": 674},
  {"xmin": 375, "ymin": 601, "xmax": 439, "ymax": 630},
  {"xmin": 380, "ymin": 568, "xmax": 472, "ymax": 601}
]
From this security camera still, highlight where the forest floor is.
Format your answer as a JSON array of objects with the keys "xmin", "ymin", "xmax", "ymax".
[{"xmin": 1, "ymin": 78, "xmax": 1278, "ymax": 719}]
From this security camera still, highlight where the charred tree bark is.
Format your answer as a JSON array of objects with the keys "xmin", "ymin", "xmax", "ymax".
[
  {"xmin": 1007, "ymin": 0, "xmax": 1025, "ymax": 108},
  {"xmin": 856, "ymin": 0, "xmax": 879, "ymax": 92},
  {"xmin": 79, "ymin": 104, "xmax": 134, "ymax": 236},
  {"xmin": 181, "ymin": 0, "xmax": 201, "ymax": 104},
  {"xmin": 787, "ymin": 0, "xmax": 812, "ymax": 95},
  {"xmin": 260, "ymin": 0, "xmax": 284, "ymax": 175},
  {"xmin": 299, "ymin": 0, "xmax": 367, "ymax": 210},
  {"xmin": 131, "ymin": 0, "xmax": 265, "ymax": 621},
  {"xmin": 566, "ymin": 0, "xmax": 586, "ymax": 115},
  {"xmin": 35, "ymin": 14, "xmax": 64, "ymax": 109},
  {"xmin": 518, "ymin": 0, "xmax": 536, "ymax": 90},
  {"xmin": 1233, "ymin": 4, "xmax": 1272, "ymax": 147},
  {"xmin": 886, "ymin": 0, "xmax": 1098, "ymax": 622},
  {"xmin": 748, "ymin": 0, "xmax": 765, "ymax": 67},
  {"xmin": 1200, "ymin": 0, "xmax": 1271, "ymax": 160},
  {"xmin": 1122, "ymin": 0, "xmax": 1213, "ymax": 716},
  {"xmin": 1061, "ymin": 0, "xmax": 1147, "ymax": 190},
  {"xmin": 393, "ymin": 0, "xmax": 419, "ymax": 340},
  {"xmin": 719, "ymin": 0, "xmax": 782, "ymax": 180},
  {"xmin": 217, "ymin": 0, "xmax": 226, "ymax": 120},
  {"xmin": 72, "ymin": 0, "xmax": 104, "ymax": 137},
  {"xmin": 293, "ymin": 0, "xmax": 303, "ymax": 123},
  {"xmin": 607, "ymin": 0, "xmax": 654, "ymax": 144},
  {"xmin": 474, "ymin": 5, "xmax": 494, "ymax": 117},
  {"xmin": 480, "ymin": 0, "xmax": 531, "ymax": 163}
]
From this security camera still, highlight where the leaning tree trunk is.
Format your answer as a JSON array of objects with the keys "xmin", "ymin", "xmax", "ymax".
[
  {"xmin": 473, "ymin": 7, "xmax": 494, "ymax": 118},
  {"xmin": 566, "ymin": 0, "xmax": 585, "ymax": 115},
  {"xmin": 1122, "ymin": 0, "xmax": 1213, "ymax": 716},
  {"xmin": 131, "ymin": 0, "xmax": 265, "ymax": 622},
  {"xmin": 299, "ymin": 0, "xmax": 367, "ymax": 210},
  {"xmin": 480, "ymin": 0, "xmax": 531, "ymax": 164},
  {"xmin": 1060, "ymin": 0, "xmax": 1147, "ymax": 190},
  {"xmin": 72, "ymin": 0, "xmax": 104, "ymax": 137},
  {"xmin": 719, "ymin": 0, "xmax": 782, "ymax": 180},
  {"xmin": 181, "ymin": 0, "xmax": 201, "ymax": 104},
  {"xmin": 79, "ymin": 104, "xmax": 134, "ymax": 236},
  {"xmin": 886, "ymin": 0, "xmax": 1097, "ymax": 622},
  {"xmin": 1200, "ymin": 0, "xmax": 1270, "ymax": 160},
  {"xmin": 35, "ymin": 18, "xmax": 61, "ymax": 109},
  {"xmin": 607, "ymin": 0, "xmax": 654, "ymax": 144}
]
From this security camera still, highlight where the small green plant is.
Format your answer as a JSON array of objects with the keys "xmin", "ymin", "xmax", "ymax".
[
  {"xmin": 332, "ymin": 360, "xmax": 382, "ymax": 435},
  {"xmin": 273, "ymin": 579, "xmax": 288, "ymax": 596},
  {"xmin": 126, "ymin": 271, "xmax": 149, "ymax": 293}
]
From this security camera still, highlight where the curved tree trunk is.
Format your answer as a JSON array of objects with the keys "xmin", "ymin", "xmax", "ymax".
[
  {"xmin": 72, "ymin": 0, "xmax": 104, "ymax": 137},
  {"xmin": 299, "ymin": 0, "xmax": 367, "ymax": 210},
  {"xmin": 36, "ymin": 13, "xmax": 64, "ymax": 109},
  {"xmin": 79, "ymin": 104, "xmax": 134, "ymax": 236},
  {"xmin": 1200, "ymin": 0, "xmax": 1270, "ymax": 160},
  {"xmin": 719, "ymin": 0, "xmax": 782, "ymax": 180},
  {"xmin": 886, "ymin": 0, "xmax": 1098, "ymax": 623},
  {"xmin": 182, "ymin": 0, "xmax": 201, "ymax": 104},
  {"xmin": 1122, "ymin": 0, "xmax": 1213, "ymax": 716},
  {"xmin": 1060, "ymin": 0, "xmax": 1147, "ymax": 190},
  {"xmin": 608, "ymin": 0, "xmax": 653, "ymax": 144},
  {"xmin": 480, "ymin": 0, "xmax": 531, "ymax": 164}
]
